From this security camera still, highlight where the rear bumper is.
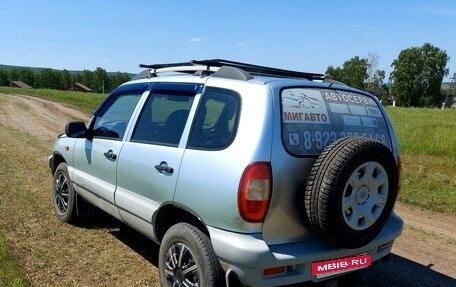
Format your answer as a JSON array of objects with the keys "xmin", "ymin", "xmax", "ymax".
[{"xmin": 209, "ymin": 212, "xmax": 403, "ymax": 287}]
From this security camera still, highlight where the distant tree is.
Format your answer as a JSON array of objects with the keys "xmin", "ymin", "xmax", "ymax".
[
  {"xmin": 341, "ymin": 56, "xmax": 369, "ymax": 90},
  {"xmin": 80, "ymin": 69, "xmax": 94, "ymax": 90},
  {"xmin": 325, "ymin": 56, "xmax": 369, "ymax": 90},
  {"xmin": 2, "ymin": 65, "xmax": 132, "ymax": 92},
  {"xmin": 38, "ymin": 68, "xmax": 61, "ymax": 89},
  {"xmin": 92, "ymin": 67, "xmax": 110, "ymax": 93},
  {"xmin": 391, "ymin": 43, "xmax": 449, "ymax": 107},
  {"xmin": 10, "ymin": 67, "xmax": 35, "ymax": 86},
  {"xmin": 366, "ymin": 52, "xmax": 380, "ymax": 85},
  {"xmin": 381, "ymin": 83, "xmax": 390, "ymax": 104},
  {"xmin": 366, "ymin": 69, "xmax": 386, "ymax": 98},
  {"xmin": 61, "ymin": 69, "xmax": 72, "ymax": 90},
  {"xmin": 110, "ymin": 72, "xmax": 131, "ymax": 91},
  {"xmin": 366, "ymin": 52, "xmax": 386, "ymax": 96},
  {"xmin": 325, "ymin": 65, "xmax": 343, "ymax": 82},
  {"xmin": 0, "ymin": 68, "xmax": 9, "ymax": 86}
]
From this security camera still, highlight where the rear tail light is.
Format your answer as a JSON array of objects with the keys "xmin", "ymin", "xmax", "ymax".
[{"xmin": 238, "ymin": 162, "xmax": 272, "ymax": 223}]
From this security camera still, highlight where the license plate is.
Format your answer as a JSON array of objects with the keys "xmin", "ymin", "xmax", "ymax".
[{"xmin": 312, "ymin": 254, "xmax": 372, "ymax": 279}]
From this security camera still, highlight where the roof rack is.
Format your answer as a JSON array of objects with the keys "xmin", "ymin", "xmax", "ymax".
[
  {"xmin": 135, "ymin": 59, "xmax": 324, "ymax": 81},
  {"xmin": 193, "ymin": 59, "xmax": 324, "ymax": 80}
]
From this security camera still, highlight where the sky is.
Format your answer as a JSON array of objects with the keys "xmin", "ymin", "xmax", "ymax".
[{"xmin": 1, "ymin": 0, "xmax": 456, "ymax": 80}]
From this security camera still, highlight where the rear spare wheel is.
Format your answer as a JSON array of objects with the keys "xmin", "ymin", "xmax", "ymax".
[{"xmin": 305, "ymin": 137, "xmax": 398, "ymax": 248}]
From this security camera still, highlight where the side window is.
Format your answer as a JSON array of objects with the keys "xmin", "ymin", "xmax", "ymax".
[
  {"xmin": 92, "ymin": 91, "xmax": 142, "ymax": 140},
  {"xmin": 131, "ymin": 89, "xmax": 195, "ymax": 146},
  {"xmin": 188, "ymin": 87, "xmax": 240, "ymax": 150}
]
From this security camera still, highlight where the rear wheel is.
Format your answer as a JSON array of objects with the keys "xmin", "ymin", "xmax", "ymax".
[
  {"xmin": 52, "ymin": 162, "xmax": 77, "ymax": 223},
  {"xmin": 305, "ymin": 137, "xmax": 398, "ymax": 248},
  {"xmin": 159, "ymin": 223, "xmax": 222, "ymax": 287}
]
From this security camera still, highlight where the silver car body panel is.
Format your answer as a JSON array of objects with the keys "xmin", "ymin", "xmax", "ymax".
[{"xmin": 176, "ymin": 77, "xmax": 273, "ymax": 233}]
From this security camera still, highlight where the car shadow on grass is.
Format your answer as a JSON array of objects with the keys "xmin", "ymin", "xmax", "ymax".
[
  {"xmin": 74, "ymin": 217, "xmax": 456, "ymax": 287},
  {"xmin": 74, "ymin": 213, "xmax": 160, "ymax": 266},
  {"xmin": 109, "ymin": 224, "xmax": 159, "ymax": 267}
]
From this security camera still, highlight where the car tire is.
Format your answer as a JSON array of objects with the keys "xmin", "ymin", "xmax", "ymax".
[
  {"xmin": 159, "ymin": 223, "xmax": 223, "ymax": 287},
  {"xmin": 52, "ymin": 162, "xmax": 77, "ymax": 223},
  {"xmin": 305, "ymin": 137, "xmax": 399, "ymax": 248}
]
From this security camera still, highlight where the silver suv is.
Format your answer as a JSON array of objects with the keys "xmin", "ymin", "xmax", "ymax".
[{"xmin": 49, "ymin": 59, "xmax": 403, "ymax": 287}]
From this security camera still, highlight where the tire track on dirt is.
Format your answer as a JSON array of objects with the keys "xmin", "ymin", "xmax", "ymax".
[{"xmin": 0, "ymin": 93, "xmax": 89, "ymax": 140}]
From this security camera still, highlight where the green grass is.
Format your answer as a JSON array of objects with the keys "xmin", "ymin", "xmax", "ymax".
[
  {"xmin": 387, "ymin": 107, "xmax": 456, "ymax": 157},
  {"xmin": 0, "ymin": 86, "xmax": 106, "ymax": 114},
  {"xmin": 0, "ymin": 234, "xmax": 30, "ymax": 287},
  {"xmin": 386, "ymin": 107, "xmax": 456, "ymax": 213}
]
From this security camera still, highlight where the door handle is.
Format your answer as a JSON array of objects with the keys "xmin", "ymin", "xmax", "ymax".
[
  {"xmin": 103, "ymin": 150, "xmax": 117, "ymax": 160},
  {"xmin": 155, "ymin": 161, "xmax": 174, "ymax": 174}
]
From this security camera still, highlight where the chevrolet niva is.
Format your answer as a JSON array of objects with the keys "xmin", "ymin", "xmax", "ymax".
[{"xmin": 49, "ymin": 59, "xmax": 403, "ymax": 287}]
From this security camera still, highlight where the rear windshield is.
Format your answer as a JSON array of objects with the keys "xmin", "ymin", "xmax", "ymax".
[{"xmin": 281, "ymin": 88, "xmax": 392, "ymax": 156}]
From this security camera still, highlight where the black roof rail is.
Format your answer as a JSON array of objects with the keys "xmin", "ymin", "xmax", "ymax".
[
  {"xmin": 191, "ymin": 59, "xmax": 324, "ymax": 80},
  {"xmin": 139, "ymin": 62, "xmax": 195, "ymax": 69},
  {"xmin": 135, "ymin": 59, "xmax": 324, "ymax": 81}
]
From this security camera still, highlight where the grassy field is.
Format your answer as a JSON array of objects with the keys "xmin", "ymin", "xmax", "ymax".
[
  {"xmin": 386, "ymin": 107, "xmax": 456, "ymax": 213},
  {"xmin": 0, "ymin": 127, "xmax": 44, "ymax": 287},
  {"xmin": 0, "ymin": 87, "xmax": 455, "ymax": 285},
  {"xmin": 0, "ymin": 234, "xmax": 29, "ymax": 287}
]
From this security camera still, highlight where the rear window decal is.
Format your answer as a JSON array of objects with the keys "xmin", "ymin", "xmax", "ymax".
[
  {"xmin": 323, "ymin": 90, "xmax": 377, "ymax": 106},
  {"xmin": 282, "ymin": 89, "xmax": 330, "ymax": 124},
  {"xmin": 348, "ymin": 105, "xmax": 367, "ymax": 116},
  {"xmin": 343, "ymin": 115, "xmax": 362, "ymax": 127},
  {"xmin": 281, "ymin": 88, "xmax": 391, "ymax": 156}
]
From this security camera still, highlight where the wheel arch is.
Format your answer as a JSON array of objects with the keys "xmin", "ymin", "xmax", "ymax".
[
  {"xmin": 154, "ymin": 203, "xmax": 210, "ymax": 242},
  {"xmin": 50, "ymin": 152, "xmax": 66, "ymax": 175}
]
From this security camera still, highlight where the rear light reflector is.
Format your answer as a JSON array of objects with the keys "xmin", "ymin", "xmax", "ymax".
[
  {"xmin": 238, "ymin": 162, "xmax": 272, "ymax": 223},
  {"xmin": 263, "ymin": 266, "xmax": 286, "ymax": 276}
]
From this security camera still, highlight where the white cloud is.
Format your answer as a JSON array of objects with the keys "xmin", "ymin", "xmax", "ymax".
[
  {"xmin": 237, "ymin": 42, "xmax": 246, "ymax": 46},
  {"xmin": 189, "ymin": 37, "xmax": 202, "ymax": 43},
  {"xmin": 412, "ymin": 6, "xmax": 456, "ymax": 16}
]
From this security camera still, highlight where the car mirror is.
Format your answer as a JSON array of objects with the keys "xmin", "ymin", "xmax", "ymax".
[{"xmin": 65, "ymin": 121, "xmax": 88, "ymax": 138}]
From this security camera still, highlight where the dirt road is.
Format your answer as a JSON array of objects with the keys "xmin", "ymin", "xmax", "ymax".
[{"xmin": 0, "ymin": 93, "xmax": 455, "ymax": 286}]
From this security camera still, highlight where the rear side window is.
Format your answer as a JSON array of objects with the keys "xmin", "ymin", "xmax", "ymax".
[
  {"xmin": 188, "ymin": 87, "xmax": 240, "ymax": 150},
  {"xmin": 131, "ymin": 84, "xmax": 199, "ymax": 146},
  {"xmin": 281, "ymin": 88, "xmax": 392, "ymax": 156}
]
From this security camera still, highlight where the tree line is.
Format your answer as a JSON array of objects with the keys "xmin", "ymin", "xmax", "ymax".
[
  {"xmin": 325, "ymin": 42, "xmax": 450, "ymax": 108},
  {"xmin": 0, "ymin": 42, "xmax": 451, "ymax": 107},
  {"xmin": 0, "ymin": 66, "xmax": 131, "ymax": 94}
]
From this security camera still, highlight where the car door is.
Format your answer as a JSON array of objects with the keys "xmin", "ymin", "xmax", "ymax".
[
  {"xmin": 71, "ymin": 84, "xmax": 145, "ymax": 219},
  {"xmin": 115, "ymin": 83, "xmax": 202, "ymax": 238}
]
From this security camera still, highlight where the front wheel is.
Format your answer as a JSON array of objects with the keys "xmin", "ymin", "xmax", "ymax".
[
  {"xmin": 159, "ymin": 223, "xmax": 222, "ymax": 287},
  {"xmin": 52, "ymin": 162, "xmax": 77, "ymax": 223}
]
